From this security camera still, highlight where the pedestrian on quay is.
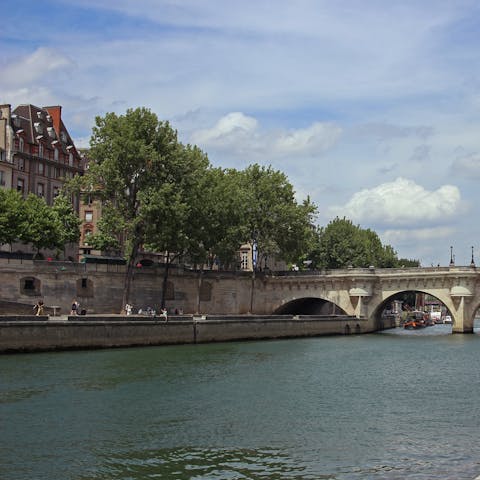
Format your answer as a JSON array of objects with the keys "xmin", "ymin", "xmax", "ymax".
[
  {"xmin": 33, "ymin": 300, "xmax": 45, "ymax": 316},
  {"xmin": 70, "ymin": 299, "xmax": 79, "ymax": 315},
  {"xmin": 161, "ymin": 308, "xmax": 168, "ymax": 321}
]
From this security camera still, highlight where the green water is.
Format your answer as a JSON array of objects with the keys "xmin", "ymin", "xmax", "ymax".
[{"xmin": 2, "ymin": 325, "xmax": 480, "ymax": 479}]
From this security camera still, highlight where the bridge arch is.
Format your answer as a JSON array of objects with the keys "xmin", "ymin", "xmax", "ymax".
[
  {"xmin": 272, "ymin": 296, "xmax": 347, "ymax": 315},
  {"xmin": 370, "ymin": 289, "xmax": 454, "ymax": 329}
]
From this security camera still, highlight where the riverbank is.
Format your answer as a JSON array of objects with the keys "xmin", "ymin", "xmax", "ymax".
[{"xmin": 0, "ymin": 314, "xmax": 374, "ymax": 353}]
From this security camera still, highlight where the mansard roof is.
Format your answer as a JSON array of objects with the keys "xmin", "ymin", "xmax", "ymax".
[{"xmin": 11, "ymin": 104, "xmax": 80, "ymax": 158}]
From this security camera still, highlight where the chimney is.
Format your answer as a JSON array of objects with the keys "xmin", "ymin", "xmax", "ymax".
[{"xmin": 44, "ymin": 106, "xmax": 62, "ymax": 137}]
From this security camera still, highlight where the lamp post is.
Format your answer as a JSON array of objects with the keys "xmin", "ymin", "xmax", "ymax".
[
  {"xmin": 471, "ymin": 246, "xmax": 475, "ymax": 267},
  {"xmin": 250, "ymin": 231, "xmax": 258, "ymax": 314},
  {"xmin": 449, "ymin": 246, "xmax": 455, "ymax": 267}
]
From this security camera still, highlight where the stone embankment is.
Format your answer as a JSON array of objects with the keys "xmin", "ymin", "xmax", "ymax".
[{"xmin": 0, "ymin": 314, "xmax": 375, "ymax": 353}]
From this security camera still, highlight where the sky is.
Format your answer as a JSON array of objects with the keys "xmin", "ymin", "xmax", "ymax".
[{"xmin": 2, "ymin": 0, "xmax": 480, "ymax": 266}]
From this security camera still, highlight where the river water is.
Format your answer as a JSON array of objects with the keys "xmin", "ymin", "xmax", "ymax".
[{"xmin": 2, "ymin": 324, "xmax": 480, "ymax": 480}]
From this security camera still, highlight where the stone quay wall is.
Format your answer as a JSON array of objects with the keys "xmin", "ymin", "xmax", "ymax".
[
  {"xmin": 0, "ymin": 315, "xmax": 373, "ymax": 353},
  {"xmin": 0, "ymin": 259, "xmax": 257, "ymax": 315}
]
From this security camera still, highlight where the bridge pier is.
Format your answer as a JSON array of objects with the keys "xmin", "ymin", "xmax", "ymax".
[{"xmin": 451, "ymin": 295, "xmax": 474, "ymax": 333}]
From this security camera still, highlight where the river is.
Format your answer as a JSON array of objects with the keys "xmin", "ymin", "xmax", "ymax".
[{"xmin": 2, "ymin": 324, "xmax": 480, "ymax": 479}]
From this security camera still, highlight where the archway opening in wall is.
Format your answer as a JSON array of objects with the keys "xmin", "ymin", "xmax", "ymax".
[
  {"xmin": 374, "ymin": 290, "xmax": 453, "ymax": 333},
  {"xmin": 273, "ymin": 297, "xmax": 347, "ymax": 315}
]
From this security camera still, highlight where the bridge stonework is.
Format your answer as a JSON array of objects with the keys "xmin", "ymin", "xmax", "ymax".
[
  {"xmin": 0, "ymin": 260, "xmax": 478, "ymax": 333},
  {"xmin": 256, "ymin": 267, "xmax": 479, "ymax": 333}
]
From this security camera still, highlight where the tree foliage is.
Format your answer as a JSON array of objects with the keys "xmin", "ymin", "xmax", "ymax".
[
  {"xmin": 0, "ymin": 189, "xmax": 81, "ymax": 256},
  {"xmin": 0, "ymin": 189, "xmax": 24, "ymax": 247},
  {"xmin": 309, "ymin": 217, "xmax": 418, "ymax": 269}
]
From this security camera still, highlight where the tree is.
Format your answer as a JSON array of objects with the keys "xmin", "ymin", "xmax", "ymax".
[
  {"xmin": 0, "ymin": 189, "xmax": 24, "ymax": 249},
  {"xmin": 19, "ymin": 194, "xmax": 62, "ymax": 256},
  {"xmin": 142, "ymin": 144, "xmax": 212, "ymax": 307},
  {"xmin": 238, "ymin": 164, "xmax": 317, "ymax": 269},
  {"xmin": 310, "ymin": 217, "xmax": 402, "ymax": 269},
  {"xmin": 82, "ymin": 107, "xmax": 218, "ymax": 310},
  {"xmin": 84, "ymin": 107, "xmax": 183, "ymax": 309}
]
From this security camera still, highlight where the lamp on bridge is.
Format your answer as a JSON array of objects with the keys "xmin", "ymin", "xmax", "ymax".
[
  {"xmin": 449, "ymin": 246, "xmax": 455, "ymax": 267},
  {"xmin": 471, "ymin": 246, "xmax": 475, "ymax": 268}
]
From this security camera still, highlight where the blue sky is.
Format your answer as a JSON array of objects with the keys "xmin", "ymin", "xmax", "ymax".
[{"xmin": 2, "ymin": 0, "xmax": 480, "ymax": 266}]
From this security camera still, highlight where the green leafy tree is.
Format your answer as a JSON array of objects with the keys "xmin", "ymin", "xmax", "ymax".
[
  {"xmin": 82, "ymin": 108, "xmax": 219, "ymax": 310},
  {"xmin": 19, "ymin": 194, "xmax": 62, "ymax": 256},
  {"xmin": 239, "ymin": 164, "xmax": 317, "ymax": 269},
  {"xmin": 142, "ymin": 144, "xmax": 212, "ymax": 307},
  {"xmin": 85, "ymin": 107, "xmax": 182, "ymax": 309},
  {"xmin": 197, "ymin": 167, "xmax": 250, "ymax": 269},
  {"xmin": 0, "ymin": 189, "xmax": 24, "ymax": 249},
  {"xmin": 310, "ymin": 217, "xmax": 403, "ymax": 269}
]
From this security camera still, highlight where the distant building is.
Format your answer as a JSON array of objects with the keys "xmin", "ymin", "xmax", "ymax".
[
  {"xmin": 0, "ymin": 103, "xmax": 84, "ymax": 258},
  {"xmin": 0, "ymin": 104, "xmax": 83, "ymax": 206}
]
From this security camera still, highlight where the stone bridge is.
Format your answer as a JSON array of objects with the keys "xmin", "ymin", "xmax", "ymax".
[{"xmin": 253, "ymin": 266, "xmax": 479, "ymax": 333}]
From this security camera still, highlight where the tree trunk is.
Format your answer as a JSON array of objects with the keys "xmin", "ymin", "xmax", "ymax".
[{"xmin": 121, "ymin": 235, "xmax": 142, "ymax": 313}]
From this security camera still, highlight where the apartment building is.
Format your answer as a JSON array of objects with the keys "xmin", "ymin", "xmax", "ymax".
[{"xmin": 0, "ymin": 104, "xmax": 83, "ymax": 206}]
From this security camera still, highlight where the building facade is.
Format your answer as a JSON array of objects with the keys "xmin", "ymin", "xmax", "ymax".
[
  {"xmin": 0, "ymin": 104, "xmax": 83, "ymax": 206},
  {"xmin": 0, "ymin": 104, "xmax": 84, "ymax": 258}
]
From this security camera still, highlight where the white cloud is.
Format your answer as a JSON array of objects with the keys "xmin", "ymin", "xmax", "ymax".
[
  {"xmin": 190, "ymin": 112, "xmax": 341, "ymax": 159},
  {"xmin": 272, "ymin": 123, "xmax": 341, "ymax": 156},
  {"xmin": 383, "ymin": 226, "xmax": 456, "ymax": 243},
  {"xmin": 191, "ymin": 112, "xmax": 258, "ymax": 146},
  {"xmin": 329, "ymin": 178, "xmax": 461, "ymax": 227},
  {"xmin": 0, "ymin": 47, "xmax": 74, "ymax": 87}
]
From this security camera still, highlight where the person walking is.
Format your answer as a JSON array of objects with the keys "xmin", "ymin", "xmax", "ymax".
[
  {"xmin": 34, "ymin": 300, "xmax": 45, "ymax": 316},
  {"xmin": 70, "ymin": 299, "xmax": 79, "ymax": 315}
]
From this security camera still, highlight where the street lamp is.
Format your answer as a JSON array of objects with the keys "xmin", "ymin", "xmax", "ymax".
[
  {"xmin": 471, "ymin": 246, "xmax": 475, "ymax": 267},
  {"xmin": 449, "ymin": 246, "xmax": 455, "ymax": 266}
]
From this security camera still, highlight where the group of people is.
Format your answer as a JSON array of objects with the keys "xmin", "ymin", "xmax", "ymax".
[{"xmin": 124, "ymin": 304, "xmax": 169, "ymax": 320}]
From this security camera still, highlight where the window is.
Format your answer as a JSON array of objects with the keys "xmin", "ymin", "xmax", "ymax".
[
  {"xmin": 39, "ymin": 143, "xmax": 44, "ymax": 158},
  {"xmin": 19, "ymin": 137, "xmax": 24, "ymax": 152},
  {"xmin": 241, "ymin": 251, "xmax": 249, "ymax": 270},
  {"xmin": 0, "ymin": 170, "xmax": 5, "ymax": 187},
  {"xmin": 53, "ymin": 186, "xmax": 59, "ymax": 198},
  {"xmin": 38, "ymin": 162, "xmax": 44, "ymax": 175},
  {"xmin": 54, "ymin": 147, "xmax": 59, "ymax": 161},
  {"xmin": 17, "ymin": 178, "xmax": 25, "ymax": 194},
  {"xmin": 20, "ymin": 276, "xmax": 40, "ymax": 296},
  {"xmin": 37, "ymin": 183, "xmax": 44, "ymax": 197},
  {"xmin": 18, "ymin": 157, "xmax": 24, "ymax": 171},
  {"xmin": 69, "ymin": 152, "xmax": 73, "ymax": 166},
  {"xmin": 85, "ymin": 211, "xmax": 93, "ymax": 222}
]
